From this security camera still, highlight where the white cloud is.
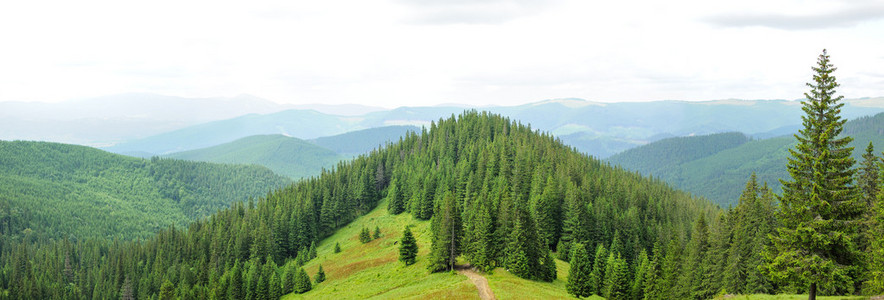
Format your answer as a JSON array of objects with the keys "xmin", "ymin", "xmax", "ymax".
[{"xmin": 0, "ymin": 0, "xmax": 881, "ymax": 107}]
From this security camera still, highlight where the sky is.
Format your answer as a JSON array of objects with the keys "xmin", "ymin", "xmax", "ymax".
[{"xmin": 1, "ymin": 0, "xmax": 883, "ymax": 108}]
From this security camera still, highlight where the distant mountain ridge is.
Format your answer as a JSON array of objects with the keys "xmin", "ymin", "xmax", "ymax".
[
  {"xmin": 4, "ymin": 93, "xmax": 884, "ymax": 158},
  {"xmin": 608, "ymin": 111, "xmax": 884, "ymax": 206},
  {"xmin": 0, "ymin": 93, "xmax": 385, "ymax": 146},
  {"xmin": 165, "ymin": 135, "xmax": 344, "ymax": 180}
]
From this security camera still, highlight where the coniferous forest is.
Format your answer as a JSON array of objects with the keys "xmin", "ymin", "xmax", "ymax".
[{"xmin": 0, "ymin": 50, "xmax": 882, "ymax": 300}]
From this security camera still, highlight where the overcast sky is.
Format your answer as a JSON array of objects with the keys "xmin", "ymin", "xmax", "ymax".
[{"xmin": 1, "ymin": 0, "xmax": 883, "ymax": 107}]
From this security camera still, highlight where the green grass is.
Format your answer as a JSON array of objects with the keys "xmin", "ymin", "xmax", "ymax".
[
  {"xmin": 282, "ymin": 199, "xmax": 477, "ymax": 299},
  {"xmin": 484, "ymin": 259, "xmax": 595, "ymax": 300},
  {"xmin": 282, "ymin": 197, "xmax": 578, "ymax": 299}
]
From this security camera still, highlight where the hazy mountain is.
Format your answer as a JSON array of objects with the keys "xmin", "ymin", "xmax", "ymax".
[
  {"xmin": 106, "ymin": 109, "xmax": 361, "ymax": 155},
  {"xmin": 0, "ymin": 93, "xmax": 385, "ymax": 147},
  {"xmin": 310, "ymin": 125, "xmax": 420, "ymax": 157},
  {"xmin": 166, "ymin": 135, "xmax": 343, "ymax": 179},
  {"xmin": 608, "ymin": 111, "xmax": 884, "ymax": 206},
  {"xmin": 11, "ymin": 93, "xmax": 884, "ymax": 158}
]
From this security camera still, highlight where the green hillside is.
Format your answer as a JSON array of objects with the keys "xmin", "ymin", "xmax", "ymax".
[
  {"xmin": 0, "ymin": 111, "xmax": 714, "ymax": 299},
  {"xmin": 310, "ymin": 125, "xmax": 419, "ymax": 158},
  {"xmin": 608, "ymin": 112, "xmax": 884, "ymax": 206},
  {"xmin": 284, "ymin": 197, "xmax": 578, "ymax": 299},
  {"xmin": 0, "ymin": 140, "xmax": 290, "ymax": 240},
  {"xmin": 166, "ymin": 135, "xmax": 343, "ymax": 180}
]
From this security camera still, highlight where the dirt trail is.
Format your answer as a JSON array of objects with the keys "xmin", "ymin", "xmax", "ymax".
[{"xmin": 455, "ymin": 265, "xmax": 497, "ymax": 300}]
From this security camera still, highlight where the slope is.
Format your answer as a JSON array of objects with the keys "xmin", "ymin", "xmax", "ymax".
[
  {"xmin": 0, "ymin": 140, "xmax": 290, "ymax": 240},
  {"xmin": 284, "ymin": 197, "xmax": 581, "ymax": 299},
  {"xmin": 166, "ymin": 135, "xmax": 343, "ymax": 180},
  {"xmin": 607, "ymin": 112, "xmax": 884, "ymax": 206},
  {"xmin": 310, "ymin": 125, "xmax": 419, "ymax": 158},
  {"xmin": 0, "ymin": 111, "xmax": 715, "ymax": 299}
]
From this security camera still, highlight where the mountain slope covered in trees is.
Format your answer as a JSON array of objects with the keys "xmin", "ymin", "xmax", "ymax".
[
  {"xmin": 608, "ymin": 112, "xmax": 884, "ymax": 206},
  {"xmin": 166, "ymin": 135, "xmax": 343, "ymax": 180},
  {"xmin": 0, "ymin": 111, "xmax": 717, "ymax": 299},
  {"xmin": 0, "ymin": 141, "xmax": 290, "ymax": 240}
]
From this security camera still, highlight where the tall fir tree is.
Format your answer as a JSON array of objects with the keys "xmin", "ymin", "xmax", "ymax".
[
  {"xmin": 294, "ymin": 267, "xmax": 312, "ymax": 294},
  {"xmin": 588, "ymin": 243, "xmax": 608, "ymax": 295},
  {"xmin": 767, "ymin": 49, "xmax": 863, "ymax": 299},
  {"xmin": 428, "ymin": 191, "xmax": 462, "ymax": 272},
  {"xmin": 314, "ymin": 265, "xmax": 326, "ymax": 284},
  {"xmin": 399, "ymin": 226, "xmax": 418, "ymax": 266},
  {"xmin": 866, "ymin": 185, "xmax": 884, "ymax": 293},
  {"xmin": 566, "ymin": 243, "xmax": 593, "ymax": 298}
]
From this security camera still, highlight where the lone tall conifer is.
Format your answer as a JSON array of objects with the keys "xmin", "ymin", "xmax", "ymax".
[
  {"xmin": 399, "ymin": 226, "xmax": 418, "ymax": 266},
  {"xmin": 767, "ymin": 49, "xmax": 862, "ymax": 299}
]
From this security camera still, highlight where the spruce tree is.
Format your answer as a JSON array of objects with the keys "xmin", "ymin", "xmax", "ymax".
[
  {"xmin": 374, "ymin": 226, "xmax": 382, "ymax": 239},
  {"xmin": 399, "ymin": 226, "xmax": 418, "ymax": 266},
  {"xmin": 428, "ymin": 191, "xmax": 462, "ymax": 272},
  {"xmin": 315, "ymin": 265, "xmax": 326, "ymax": 283},
  {"xmin": 388, "ymin": 181, "xmax": 404, "ymax": 215},
  {"xmin": 866, "ymin": 188, "xmax": 884, "ymax": 293},
  {"xmin": 540, "ymin": 250, "xmax": 557, "ymax": 282},
  {"xmin": 588, "ymin": 243, "xmax": 608, "ymax": 295},
  {"xmin": 269, "ymin": 271, "xmax": 282, "ymax": 300},
  {"xmin": 359, "ymin": 227, "xmax": 372, "ymax": 244},
  {"xmin": 767, "ymin": 49, "xmax": 863, "ymax": 299},
  {"xmin": 334, "ymin": 242, "xmax": 341, "ymax": 253},
  {"xmin": 630, "ymin": 249, "xmax": 649, "ymax": 300},
  {"xmin": 282, "ymin": 263, "xmax": 296, "ymax": 294},
  {"xmin": 603, "ymin": 252, "xmax": 629, "ymax": 300},
  {"xmin": 294, "ymin": 267, "xmax": 312, "ymax": 293},
  {"xmin": 566, "ymin": 243, "xmax": 593, "ymax": 298}
]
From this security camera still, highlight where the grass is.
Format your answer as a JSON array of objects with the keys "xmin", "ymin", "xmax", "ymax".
[
  {"xmin": 281, "ymin": 197, "xmax": 579, "ymax": 299},
  {"xmin": 282, "ymin": 199, "xmax": 477, "ymax": 299}
]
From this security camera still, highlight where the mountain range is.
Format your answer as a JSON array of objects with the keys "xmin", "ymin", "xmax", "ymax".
[{"xmin": 608, "ymin": 112, "xmax": 884, "ymax": 207}]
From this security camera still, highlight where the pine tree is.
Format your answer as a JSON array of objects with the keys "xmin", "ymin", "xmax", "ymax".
[
  {"xmin": 160, "ymin": 279, "xmax": 175, "ymax": 300},
  {"xmin": 269, "ymin": 271, "xmax": 282, "ymax": 300},
  {"xmin": 315, "ymin": 265, "xmax": 326, "ymax": 283},
  {"xmin": 374, "ymin": 226, "xmax": 381, "ymax": 239},
  {"xmin": 334, "ymin": 242, "xmax": 341, "ymax": 253},
  {"xmin": 294, "ymin": 267, "xmax": 312, "ymax": 293},
  {"xmin": 399, "ymin": 226, "xmax": 418, "ymax": 266},
  {"xmin": 388, "ymin": 181, "xmax": 405, "ymax": 215},
  {"xmin": 428, "ymin": 191, "xmax": 462, "ymax": 272},
  {"xmin": 566, "ymin": 243, "xmax": 593, "ymax": 298},
  {"xmin": 539, "ymin": 250, "xmax": 557, "ymax": 282},
  {"xmin": 282, "ymin": 263, "xmax": 296, "ymax": 294},
  {"xmin": 603, "ymin": 252, "xmax": 629, "ymax": 300},
  {"xmin": 359, "ymin": 227, "xmax": 372, "ymax": 244},
  {"xmin": 866, "ymin": 187, "xmax": 884, "ymax": 293},
  {"xmin": 588, "ymin": 243, "xmax": 608, "ymax": 295},
  {"xmin": 630, "ymin": 249, "xmax": 649, "ymax": 300},
  {"xmin": 308, "ymin": 241, "xmax": 317, "ymax": 259},
  {"xmin": 767, "ymin": 49, "xmax": 863, "ymax": 299}
]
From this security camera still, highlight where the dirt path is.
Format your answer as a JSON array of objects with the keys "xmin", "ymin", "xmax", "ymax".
[{"xmin": 455, "ymin": 265, "xmax": 497, "ymax": 300}]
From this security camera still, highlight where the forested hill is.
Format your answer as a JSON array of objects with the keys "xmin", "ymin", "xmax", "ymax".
[
  {"xmin": 608, "ymin": 112, "xmax": 884, "ymax": 206},
  {"xmin": 165, "ymin": 134, "xmax": 343, "ymax": 180},
  {"xmin": 0, "ymin": 111, "xmax": 716, "ymax": 299},
  {"xmin": 0, "ymin": 141, "xmax": 290, "ymax": 240}
]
